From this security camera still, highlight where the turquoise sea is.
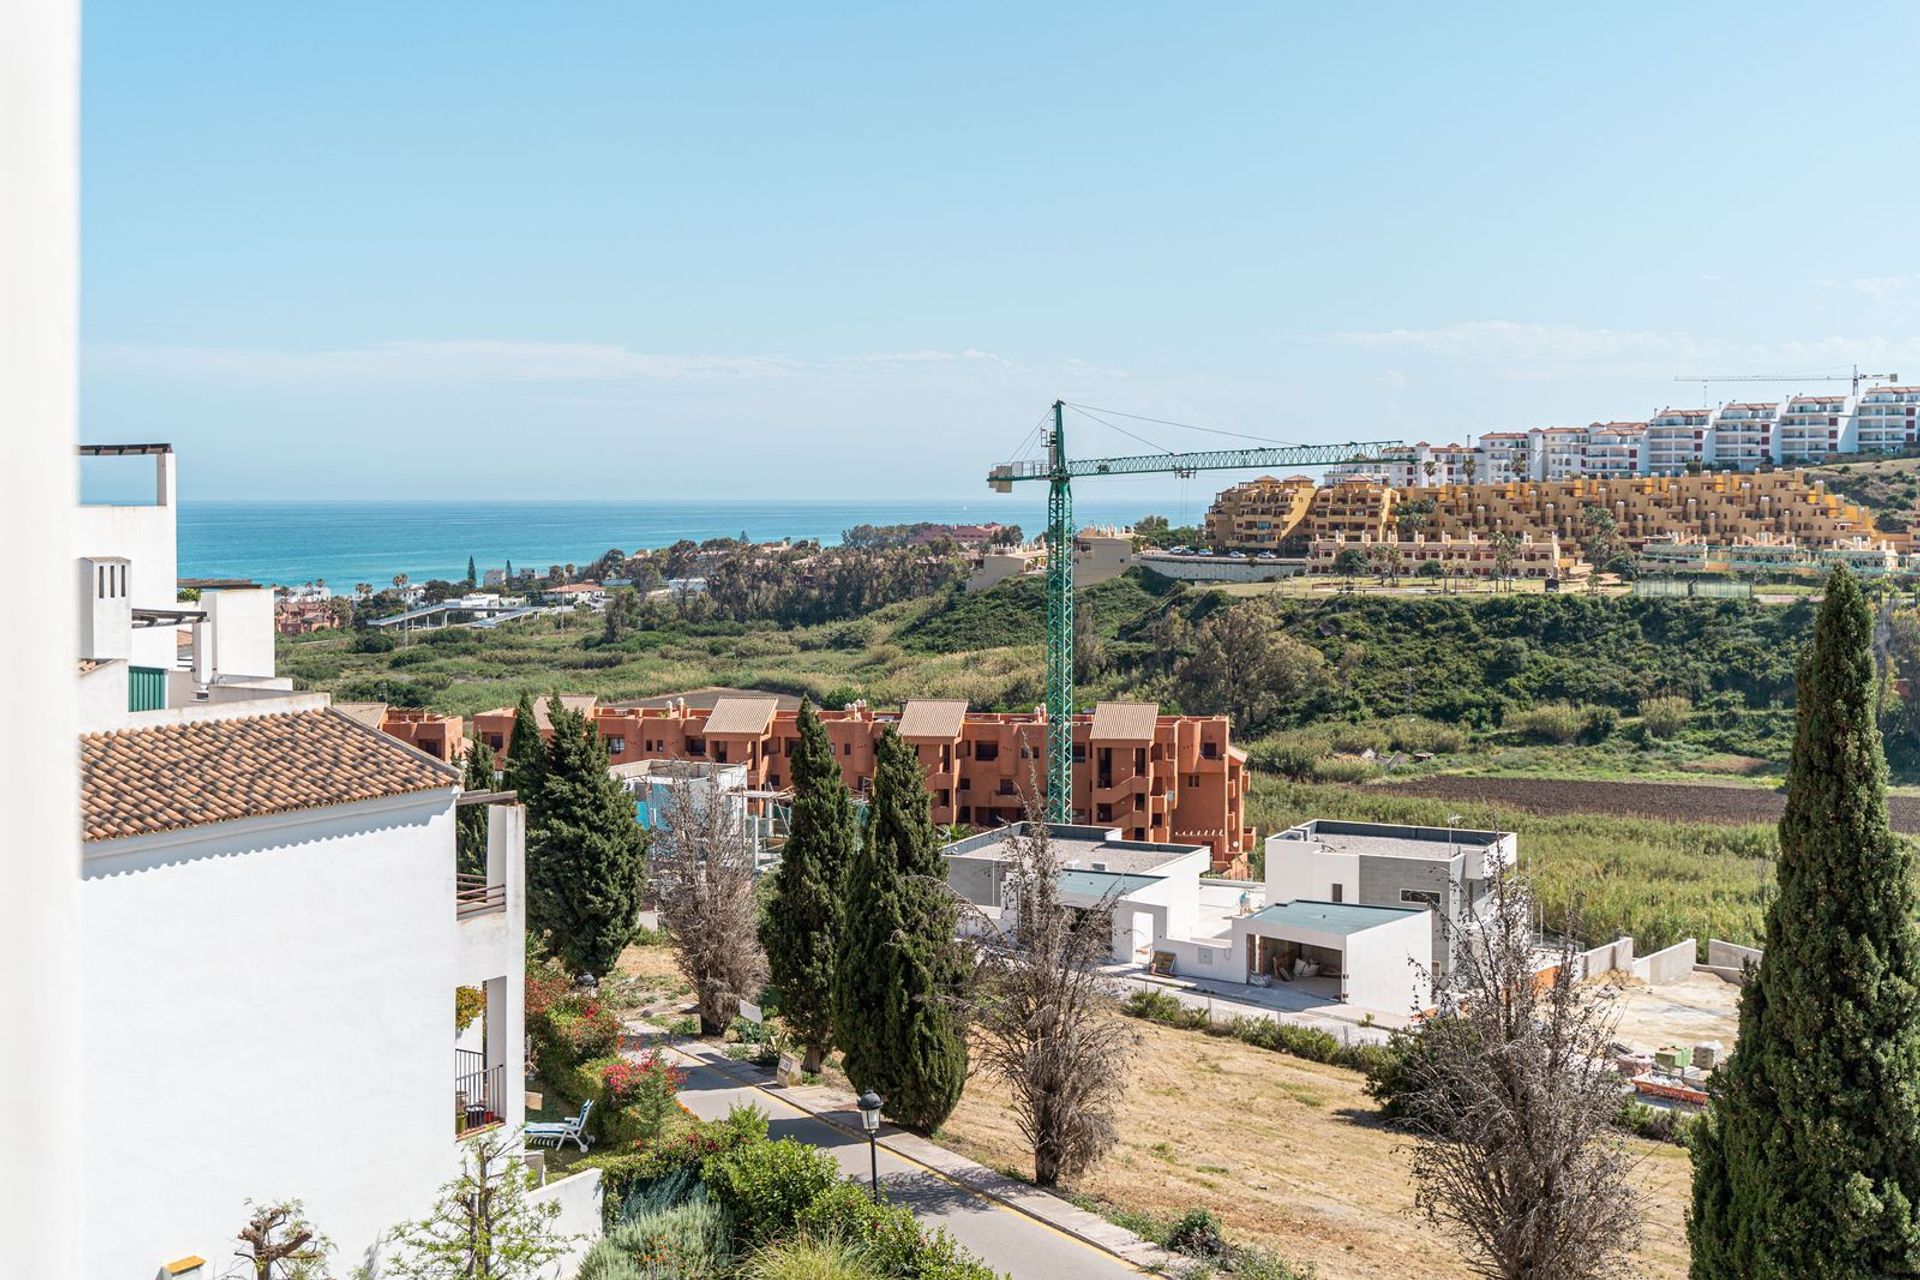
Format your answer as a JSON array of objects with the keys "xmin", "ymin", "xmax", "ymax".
[{"xmin": 177, "ymin": 497, "xmax": 1182, "ymax": 588}]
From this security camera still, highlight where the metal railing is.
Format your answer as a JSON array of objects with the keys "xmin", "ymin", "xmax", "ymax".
[
  {"xmin": 455, "ymin": 1057, "xmax": 506, "ymax": 1137},
  {"xmin": 455, "ymin": 873, "xmax": 507, "ymax": 918}
]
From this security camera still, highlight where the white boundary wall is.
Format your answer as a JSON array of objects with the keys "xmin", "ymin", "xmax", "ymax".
[
  {"xmin": 1632, "ymin": 937, "xmax": 1698, "ymax": 986},
  {"xmin": 1573, "ymin": 936, "xmax": 1634, "ymax": 978},
  {"xmin": 534, "ymin": 1167, "xmax": 605, "ymax": 1278}
]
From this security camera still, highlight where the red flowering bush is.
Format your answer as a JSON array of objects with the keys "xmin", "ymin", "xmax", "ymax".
[{"xmin": 599, "ymin": 1048, "xmax": 686, "ymax": 1143}]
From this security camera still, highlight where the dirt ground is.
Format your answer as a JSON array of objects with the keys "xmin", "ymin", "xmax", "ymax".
[
  {"xmin": 1604, "ymin": 970, "xmax": 1743, "ymax": 1057},
  {"xmin": 936, "ymin": 1020, "xmax": 1694, "ymax": 1280},
  {"xmin": 615, "ymin": 941, "xmax": 692, "ymax": 1017},
  {"xmin": 1383, "ymin": 773, "xmax": 1920, "ymax": 832}
]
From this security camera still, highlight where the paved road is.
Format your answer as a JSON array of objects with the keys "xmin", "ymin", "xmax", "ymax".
[{"xmin": 665, "ymin": 1051, "xmax": 1142, "ymax": 1280}]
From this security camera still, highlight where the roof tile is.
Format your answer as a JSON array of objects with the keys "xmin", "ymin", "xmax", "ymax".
[{"xmin": 81, "ymin": 709, "xmax": 458, "ymax": 842}]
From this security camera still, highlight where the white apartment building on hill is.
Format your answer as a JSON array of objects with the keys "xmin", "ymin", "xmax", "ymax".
[{"xmin": 1333, "ymin": 384, "xmax": 1919, "ymax": 488}]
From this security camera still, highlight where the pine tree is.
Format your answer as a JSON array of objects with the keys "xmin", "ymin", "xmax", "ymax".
[
  {"xmin": 1688, "ymin": 567, "xmax": 1920, "ymax": 1278},
  {"xmin": 467, "ymin": 555, "xmax": 478, "ymax": 586},
  {"xmin": 760, "ymin": 702, "xmax": 854, "ymax": 1072},
  {"xmin": 834, "ymin": 727, "xmax": 968, "ymax": 1132},
  {"xmin": 523, "ymin": 696, "xmax": 646, "ymax": 976},
  {"xmin": 456, "ymin": 740, "xmax": 496, "ymax": 877}
]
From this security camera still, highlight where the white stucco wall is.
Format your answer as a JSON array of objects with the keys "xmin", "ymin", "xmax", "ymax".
[
  {"xmin": 74, "ymin": 452, "xmax": 178, "ymax": 672},
  {"xmin": 1263, "ymin": 837, "xmax": 1358, "ymax": 906},
  {"xmin": 2, "ymin": 4, "xmax": 83, "ymax": 1268},
  {"xmin": 79, "ymin": 789, "xmax": 505, "ymax": 1278},
  {"xmin": 1340, "ymin": 913, "xmax": 1432, "ymax": 1012},
  {"xmin": 203, "ymin": 585, "xmax": 278, "ymax": 680},
  {"xmin": 534, "ymin": 1167, "xmax": 606, "ymax": 1279}
]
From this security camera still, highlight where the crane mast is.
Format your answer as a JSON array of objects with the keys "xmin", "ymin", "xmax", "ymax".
[{"xmin": 989, "ymin": 399, "xmax": 1400, "ymax": 822}]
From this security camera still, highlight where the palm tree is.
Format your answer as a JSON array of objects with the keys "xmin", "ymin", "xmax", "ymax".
[
  {"xmin": 392, "ymin": 573, "xmax": 409, "ymax": 591},
  {"xmin": 354, "ymin": 582, "xmax": 372, "ymax": 599},
  {"xmin": 1423, "ymin": 459, "xmax": 1438, "ymax": 487},
  {"xmin": 1462, "ymin": 456, "xmax": 1478, "ymax": 487}
]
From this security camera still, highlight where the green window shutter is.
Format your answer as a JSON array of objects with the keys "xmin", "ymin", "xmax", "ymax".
[{"xmin": 128, "ymin": 666, "xmax": 167, "ymax": 712}]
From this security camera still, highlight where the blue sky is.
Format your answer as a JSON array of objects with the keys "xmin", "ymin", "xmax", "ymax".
[{"xmin": 82, "ymin": 1, "xmax": 1920, "ymax": 500}]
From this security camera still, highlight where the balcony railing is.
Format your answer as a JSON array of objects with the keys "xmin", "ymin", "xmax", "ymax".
[
  {"xmin": 456, "ymin": 873, "xmax": 506, "ymax": 919},
  {"xmin": 455, "ymin": 1051, "xmax": 506, "ymax": 1136}
]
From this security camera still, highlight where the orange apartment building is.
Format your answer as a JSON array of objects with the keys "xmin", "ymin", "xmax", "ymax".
[
  {"xmin": 471, "ymin": 691, "xmax": 1256, "ymax": 873},
  {"xmin": 337, "ymin": 701, "xmax": 466, "ymax": 764}
]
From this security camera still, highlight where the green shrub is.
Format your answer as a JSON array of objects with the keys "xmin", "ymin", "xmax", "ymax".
[
  {"xmin": 603, "ymin": 1199, "xmax": 733, "ymax": 1279},
  {"xmin": 1505, "ymin": 701, "xmax": 1588, "ymax": 744},
  {"xmin": 1618, "ymin": 1097, "xmax": 1701, "ymax": 1148},
  {"xmin": 350, "ymin": 629, "xmax": 396, "ymax": 653},
  {"xmin": 742, "ymin": 1234, "xmax": 882, "ymax": 1280},
  {"xmin": 1639, "ymin": 694, "xmax": 1693, "ymax": 739},
  {"xmin": 1309, "ymin": 756, "xmax": 1375, "ymax": 784},
  {"xmin": 1326, "ymin": 723, "xmax": 1389, "ymax": 756},
  {"xmin": 1253, "ymin": 740, "xmax": 1323, "ymax": 781},
  {"xmin": 796, "ymin": 1185, "xmax": 1002, "ymax": 1280},
  {"xmin": 1165, "ymin": 1207, "xmax": 1227, "ymax": 1259},
  {"xmin": 1579, "ymin": 704, "xmax": 1619, "ymax": 744},
  {"xmin": 1228, "ymin": 1245, "xmax": 1318, "ymax": 1278},
  {"xmin": 1380, "ymin": 715, "xmax": 1467, "ymax": 755},
  {"xmin": 575, "ymin": 1240, "xmax": 645, "ymax": 1280},
  {"xmin": 703, "ymin": 1137, "xmax": 843, "ymax": 1246},
  {"xmin": 1121, "ymin": 990, "xmax": 1379, "ymax": 1072},
  {"xmin": 588, "ymin": 1105, "xmax": 769, "ymax": 1229}
]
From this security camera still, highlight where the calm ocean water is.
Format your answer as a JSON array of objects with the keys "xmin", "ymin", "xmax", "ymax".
[{"xmin": 177, "ymin": 497, "xmax": 1182, "ymax": 587}]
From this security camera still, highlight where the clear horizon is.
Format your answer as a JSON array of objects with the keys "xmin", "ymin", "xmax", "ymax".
[{"xmin": 82, "ymin": 1, "xmax": 1920, "ymax": 501}]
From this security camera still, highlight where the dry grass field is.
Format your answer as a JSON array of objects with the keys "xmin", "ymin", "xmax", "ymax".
[{"xmin": 936, "ymin": 1019, "xmax": 1694, "ymax": 1280}]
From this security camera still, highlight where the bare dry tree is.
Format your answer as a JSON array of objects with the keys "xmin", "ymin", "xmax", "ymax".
[
  {"xmin": 956, "ymin": 818, "xmax": 1140, "ymax": 1187},
  {"xmin": 649, "ymin": 772, "xmax": 769, "ymax": 1034},
  {"xmin": 1398, "ymin": 863, "xmax": 1641, "ymax": 1280},
  {"xmin": 229, "ymin": 1199, "xmax": 333, "ymax": 1280}
]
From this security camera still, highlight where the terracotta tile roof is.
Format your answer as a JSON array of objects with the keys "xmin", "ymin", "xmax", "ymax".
[
  {"xmin": 1089, "ymin": 701, "xmax": 1161, "ymax": 742},
  {"xmin": 81, "ymin": 709, "xmax": 458, "ymax": 843},
  {"xmin": 898, "ymin": 699, "xmax": 969, "ymax": 740},
  {"xmin": 702, "ymin": 696, "xmax": 780, "ymax": 737}
]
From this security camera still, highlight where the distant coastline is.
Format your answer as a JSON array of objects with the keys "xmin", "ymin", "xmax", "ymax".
[{"xmin": 178, "ymin": 496, "xmax": 1187, "ymax": 588}]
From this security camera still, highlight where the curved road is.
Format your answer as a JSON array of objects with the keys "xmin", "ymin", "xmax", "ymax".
[{"xmin": 665, "ymin": 1051, "xmax": 1143, "ymax": 1280}]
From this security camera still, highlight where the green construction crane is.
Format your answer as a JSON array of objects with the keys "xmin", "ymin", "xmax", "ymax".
[{"xmin": 987, "ymin": 399, "xmax": 1401, "ymax": 823}]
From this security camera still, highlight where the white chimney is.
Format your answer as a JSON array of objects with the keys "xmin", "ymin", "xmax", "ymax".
[{"xmin": 77, "ymin": 556, "xmax": 131, "ymax": 662}]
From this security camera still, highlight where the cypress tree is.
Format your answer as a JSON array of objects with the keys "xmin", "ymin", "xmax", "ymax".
[
  {"xmin": 834, "ymin": 727, "xmax": 968, "ymax": 1132},
  {"xmin": 1689, "ymin": 567, "xmax": 1920, "ymax": 1278},
  {"xmin": 455, "ymin": 740, "xmax": 496, "ymax": 878},
  {"xmin": 761, "ymin": 702, "xmax": 855, "ymax": 1072},
  {"xmin": 525, "ymin": 696, "xmax": 647, "ymax": 977},
  {"xmin": 506, "ymin": 558, "xmax": 514, "ymax": 581},
  {"xmin": 502, "ymin": 693, "xmax": 549, "ymax": 824},
  {"xmin": 466, "ymin": 555, "xmax": 478, "ymax": 586}
]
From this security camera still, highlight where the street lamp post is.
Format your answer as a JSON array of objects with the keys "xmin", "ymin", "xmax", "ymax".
[{"xmin": 857, "ymin": 1090, "xmax": 885, "ymax": 1202}]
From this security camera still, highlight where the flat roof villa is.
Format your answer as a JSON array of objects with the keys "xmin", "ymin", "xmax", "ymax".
[{"xmin": 945, "ymin": 817, "xmax": 1519, "ymax": 1016}]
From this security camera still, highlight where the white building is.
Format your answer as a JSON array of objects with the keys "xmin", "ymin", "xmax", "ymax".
[
  {"xmin": 1583, "ymin": 421, "xmax": 1647, "ymax": 477},
  {"xmin": 1709, "ymin": 402, "xmax": 1778, "ymax": 470},
  {"xmin": 69, "ymin": 442, "xmax": 573, "ymax": 1276},
  {"xmin": 940, "ymin": 820, "xmax": 1522, "ymax": 1014},
  {"xmin": 1858, "ymin": 386, "xmax": 1920, "ymax": 454},
  {"xmin": 77, "ymin": 444, "xmax": 289, "ymax": 729},
  {"xmin": 79, "ymin": 703, "xmax": 531, "ymax": 1278},
  {"xmin": 1644, "ymin": 409, "xmax": 1711, "ymax": 473},
  {"xmin": 1777, "ymin": 393, "xmax": 1852, "ymax": 462}
]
